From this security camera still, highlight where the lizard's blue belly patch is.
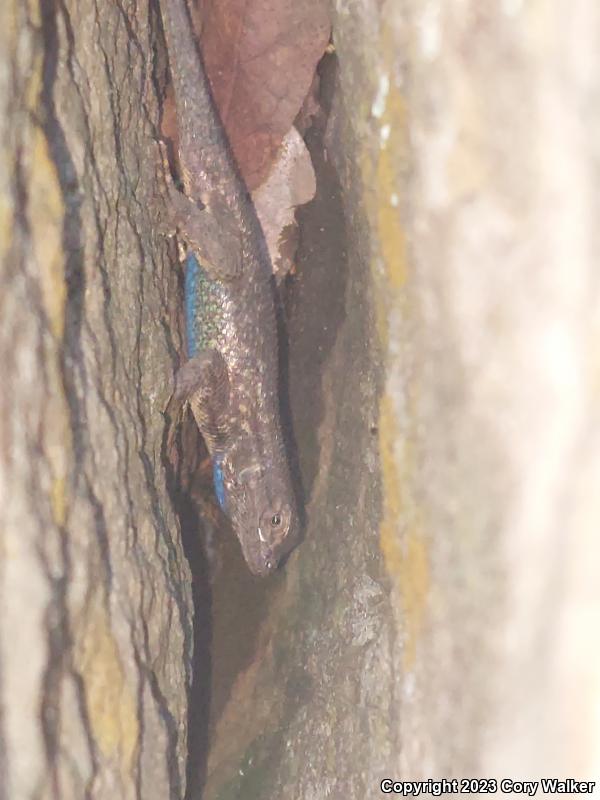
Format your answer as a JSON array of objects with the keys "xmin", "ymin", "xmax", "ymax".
[
  {"xmin": 185, "ymin": 252, "xmax": 228, "ymax": 510},
  {"xmin": 185, "ymin": 251, "xmax": 228, "ymax": 357},
  {"xmin": 213, "ymin": 457, "xmax": 226, "ymax": 509}
]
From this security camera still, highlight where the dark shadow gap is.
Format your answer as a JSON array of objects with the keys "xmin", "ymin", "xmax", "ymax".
[
  {"xmin": 163, "ymin": 421, "xmax": 213, "ymax": 800},
  {"xmin": 286, "ymin": 51, "xmax": 348, "ymax": 497}
]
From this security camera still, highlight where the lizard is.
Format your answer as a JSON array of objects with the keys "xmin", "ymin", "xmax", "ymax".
[{"xmin": 159, "ymin": 0, "xmax": 300, "ymax": 577}]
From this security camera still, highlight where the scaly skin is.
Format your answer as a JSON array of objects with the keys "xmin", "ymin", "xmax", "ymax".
[{"xmin": 161, "ymin": 0, "xmax": 299, "ymax": 576}]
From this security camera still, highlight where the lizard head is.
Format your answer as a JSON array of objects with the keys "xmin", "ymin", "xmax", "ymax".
[{"xmin": 214, "ymin": 447, "xmax": 299, "ymax": 577}]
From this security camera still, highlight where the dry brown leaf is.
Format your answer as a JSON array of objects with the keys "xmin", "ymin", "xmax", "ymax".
[
  {"xmin": 195, "ymin": 0, "xmax": 330, "ymax": 189},
  {"xmin": 253, "ymin": 126, "xmax": 316, "ymax": 282}
]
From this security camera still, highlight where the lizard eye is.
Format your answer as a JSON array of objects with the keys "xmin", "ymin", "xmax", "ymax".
[{"xmin": 259, "ymin": 504, "xmax": 291, "ymax": 547}]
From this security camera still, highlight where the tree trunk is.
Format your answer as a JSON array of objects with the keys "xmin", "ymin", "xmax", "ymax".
[{"xmin": 0, "ymin": 2, "xmax": 192, "ymax": 798}]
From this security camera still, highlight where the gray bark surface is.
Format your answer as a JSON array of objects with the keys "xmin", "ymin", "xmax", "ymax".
[{"xmin": 0, "ymin": 2, "xmax": 191, "ymax": 798}]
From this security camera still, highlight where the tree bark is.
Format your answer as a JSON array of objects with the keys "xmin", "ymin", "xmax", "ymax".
[{"xmin": 0, "ymin": 2, "xmax": 192, "ymax": 798}]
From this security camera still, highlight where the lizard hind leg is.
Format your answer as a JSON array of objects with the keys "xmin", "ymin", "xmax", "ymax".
[{"xmin": 165, "ymin": 348, "xmax": 232, "ymax": 456}]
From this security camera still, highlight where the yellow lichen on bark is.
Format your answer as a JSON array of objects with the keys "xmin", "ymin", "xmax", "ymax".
[
  {"xmin": 378, "ymin": 394, "xmax": 429, "ymax": 668},
  {"xmin": 74, "ymin": 600, "xmax": 139, "ymax": 775},
  {"xmin": 29, "ymin": 128, "xmax": 67, "ymax": 340},
  {"xmin": 355, "ymin": 28, "xmax": 430, "ymax": 667}
]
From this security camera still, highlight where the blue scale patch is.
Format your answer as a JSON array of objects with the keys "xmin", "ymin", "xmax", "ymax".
[
  {"xmin": 185, "ymin": 252, "xmax": 227, "ymax": 509},
  {"xmin": 184, "ymin": 251, "xmax": 200, "ymax": 358},
  {"xmin": 213, "ymin": 457, "xmax": 226, "ymax": 509},
  {"xmin": 184, "ymin": 250, "xmax": 227, "ymax": 354}
]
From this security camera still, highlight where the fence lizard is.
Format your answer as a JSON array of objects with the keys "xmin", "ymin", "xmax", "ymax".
[{"xmin": 160, "ymin": 0, "xmax": 299, "ymax": 576}]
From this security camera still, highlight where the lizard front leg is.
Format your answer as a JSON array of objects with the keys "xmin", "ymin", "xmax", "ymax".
[
  {"xmin": 156, "ymin": 139, "xmax": 243, "ymax": 282},
  {"xmin": 167, "ymin": 180, "xmax": 243, "ymax": 282}
]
